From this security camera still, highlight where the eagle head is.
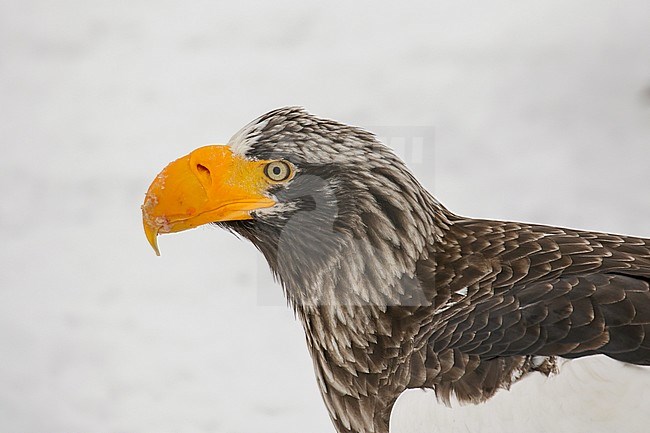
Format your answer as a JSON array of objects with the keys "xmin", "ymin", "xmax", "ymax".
[{"xmin": 142, "ymin": 107, "xmax": 446, "ymax": 307}]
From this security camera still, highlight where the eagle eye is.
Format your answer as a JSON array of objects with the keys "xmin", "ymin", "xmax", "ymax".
[{"xmin": 264, "ymin": 160, "xmax": 293, "ymax": 182}]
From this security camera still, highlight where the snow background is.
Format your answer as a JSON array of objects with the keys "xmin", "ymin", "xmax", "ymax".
[{"xmin": 1, "ymin": 0, "xmax": 649, "ymax": 432}]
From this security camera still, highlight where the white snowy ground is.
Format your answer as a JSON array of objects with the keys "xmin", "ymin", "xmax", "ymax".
[{"xmin": 1, "ymin": 1, "xmax": 650, "ymax": 432}]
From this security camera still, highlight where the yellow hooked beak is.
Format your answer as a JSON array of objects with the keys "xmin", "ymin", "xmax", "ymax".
[{"xmin": 142, "ymin": 145, "xmax": 277, "ymax": 255}]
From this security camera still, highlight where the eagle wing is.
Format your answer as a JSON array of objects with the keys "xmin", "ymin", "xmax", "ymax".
[{"xmin": 413, "ymin": 219, "xmax": 650, "ymax": 403}]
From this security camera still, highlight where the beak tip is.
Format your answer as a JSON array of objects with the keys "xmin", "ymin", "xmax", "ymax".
[
  {"xmin": 144, "ymin": 220, "xmax": 162, "ymax": 256},
  {"xmin": 148, "ymin": 234, "xmax": 161, "ymax": 256}
]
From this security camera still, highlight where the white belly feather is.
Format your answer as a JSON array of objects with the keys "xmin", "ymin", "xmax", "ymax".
[{"xmin": 391, "ymin": 356, "xmax": 650, "ymax": 433}]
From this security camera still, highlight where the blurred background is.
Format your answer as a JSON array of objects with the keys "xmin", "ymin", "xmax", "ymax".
[{"xmin": 1, "ymin": 1, "xmax": 649, "ymax": 432}]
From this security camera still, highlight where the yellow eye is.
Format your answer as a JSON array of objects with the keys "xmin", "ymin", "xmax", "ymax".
[{"xmin": 264, "ymin": 160, "xmax": 293, "ymax": 182}]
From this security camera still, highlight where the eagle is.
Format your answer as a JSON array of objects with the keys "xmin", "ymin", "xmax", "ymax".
[{"xmin": 142, "ymin": 107, "xmax": 650, "ymax": 433}]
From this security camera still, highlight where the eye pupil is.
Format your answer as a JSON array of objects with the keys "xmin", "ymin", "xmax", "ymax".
[{"xmin": 273, "ymin": 166, "xmax": 281, "ymax": 175}]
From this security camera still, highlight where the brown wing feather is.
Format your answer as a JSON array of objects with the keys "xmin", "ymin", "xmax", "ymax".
[{"xmin": 417, "ymin": 219, "xmax": 650, "ymax": 404}]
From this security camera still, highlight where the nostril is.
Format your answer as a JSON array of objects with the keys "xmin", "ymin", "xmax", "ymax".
[{"xmin": 196, "ymin": 164, "xmax": 212, "ymax": 186}]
